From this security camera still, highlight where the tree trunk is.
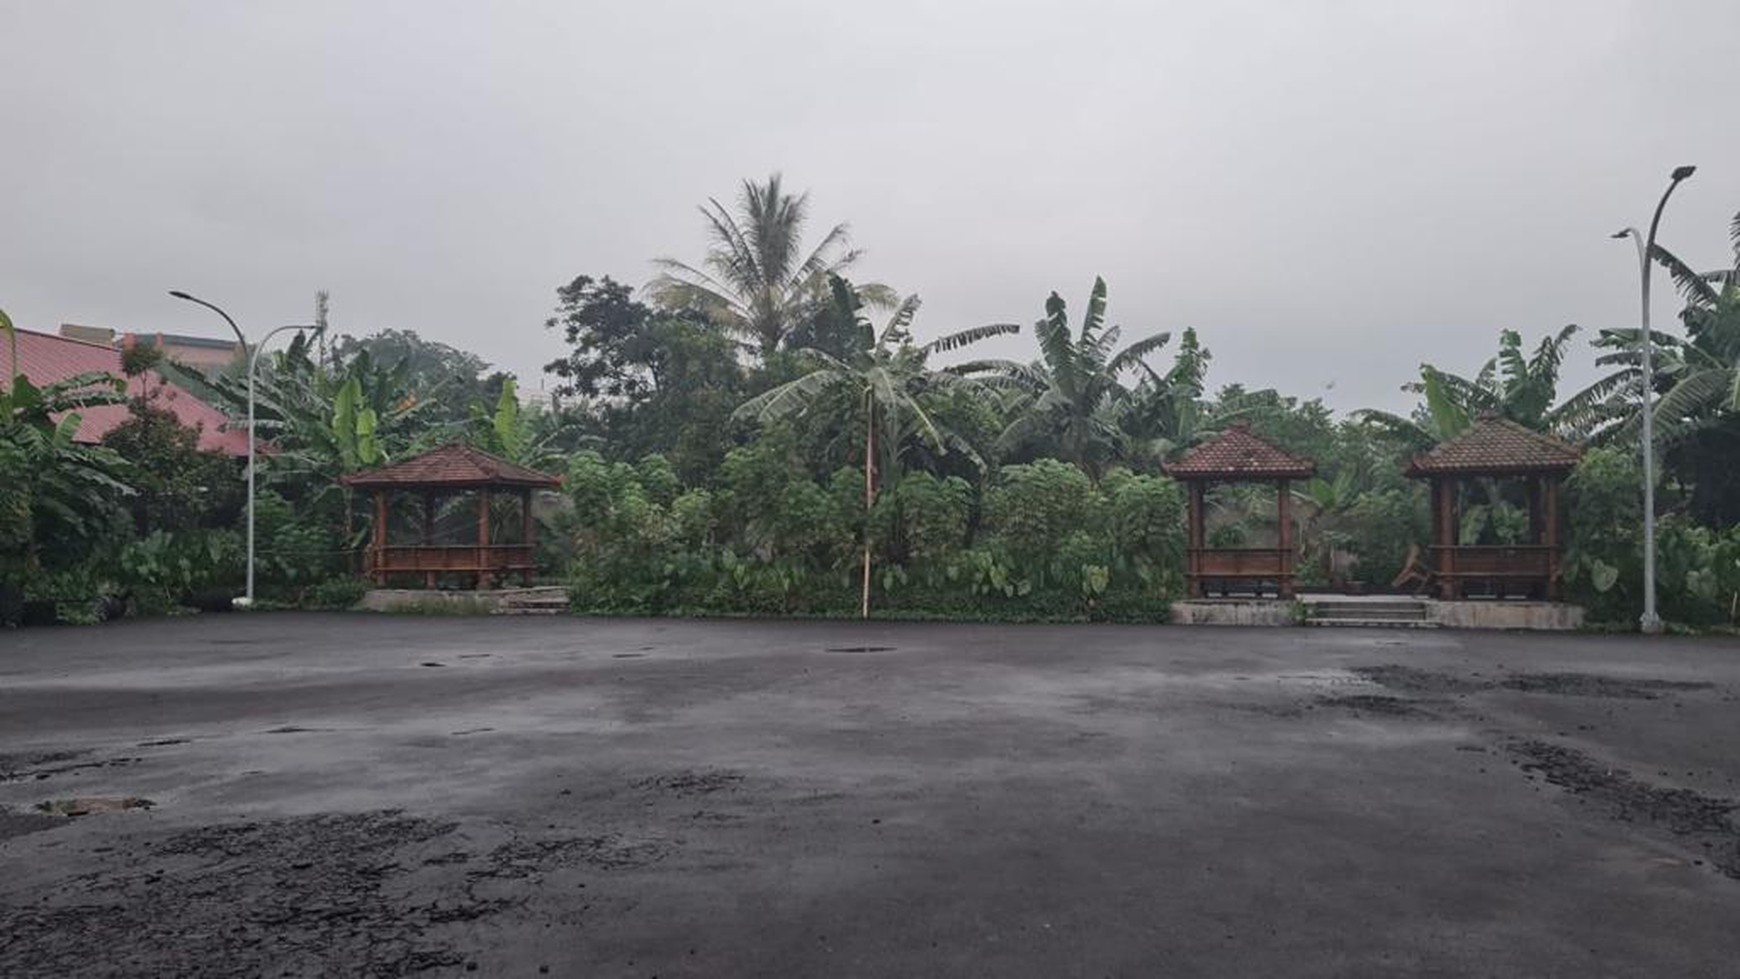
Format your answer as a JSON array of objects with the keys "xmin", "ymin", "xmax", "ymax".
[{"xmin": 861, "ymin": 395, "xmax": 874, "ymax": 620}]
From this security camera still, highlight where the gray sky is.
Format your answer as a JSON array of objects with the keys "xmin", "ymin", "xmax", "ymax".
[{"xmin": 5, "ymin": 0, "xmax": 1737, "ymax": 414}]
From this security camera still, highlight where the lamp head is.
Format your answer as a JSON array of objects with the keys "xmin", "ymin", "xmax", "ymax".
[
  {"xmin": 168, "ymin": 289, "xmax": 193, "ymax": 300},
  {"xmin": 1671, "ymin": 165, "xmax": 1697, "ymax": 181}
]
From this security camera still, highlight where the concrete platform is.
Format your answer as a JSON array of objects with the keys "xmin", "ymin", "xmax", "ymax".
[
  {"xmin": 358, "ymin": 585, "xmax": 569, "ymax": 615},
  {"xmin": 1177, "ymin": 595, "xmax": 1587, "ymax": 631},
  {"xmin": 1169, "ymin": 598, "xmax": 1298, "ymax": 626}
]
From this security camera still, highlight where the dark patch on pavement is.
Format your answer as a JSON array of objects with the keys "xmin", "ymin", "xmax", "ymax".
[
  {"xmin": 137, "ymin": 737, "xmax": 190, "ymax": 747},
  {"xmin": 1318, "ymin": 694, "xmax": 1437, "ymax": 717},
  {"xmin": 1497, "ymin": 673, "xmax": 1714, "ymax": 700},
  {"xmin": 474, "ymin": 834, "xmax": 671, "ymax": 878},
  {"xmin": 825, "ymin": 645, "xmax": 896, "ymax": 653},
  {"xmin": 1352, "ymin": 665, "xmax": 1489, "ymax": 694},
  {"xmin": 1357, "ymin": 664, "xmax": 1716, "ymax": 701},
  {"xmin": 421, "ymin": 661, "xmax": 446, "ymax": 668},
  {"xmin": 611, "ymin": 652, "xmax": 646, "ymax": 659},
  {"xmin": 0, "ymin": 810, "xmax": 476, "ymax": 977},
  {"xmin": 1510, "ymin": 740, "xmax": 1740, "ymax": 878},
  {"xmin": 264, "ymin": 725, "xmax": 319, "ymax": 734},
  {"xmin": 0, "ymin": 809, "xmax": 65, "ymax": 841},
  {"xmin": 636, "ymin": 770, "xmax": 746, "ymax": 795},
  {"xmin": 0, "ymin": 751, "xmax": 139, "ymax": 782}
]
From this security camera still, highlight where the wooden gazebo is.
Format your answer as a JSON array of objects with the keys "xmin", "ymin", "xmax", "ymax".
[
  {"xmin": 339, "ymin": 444, "xmax": 562, "ymax": 589},
  {"xmin": 1404, "ymin": 414, "xmax": 1581, "ymax": 601},
  {"xmin": 1164, "ymin": 423, "xmax": 1316, "ymax": 599}
]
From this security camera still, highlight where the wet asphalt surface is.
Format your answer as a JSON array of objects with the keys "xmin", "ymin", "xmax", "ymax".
[{"xmin": 2, "ymin": 614, "xmax": 1738, "ymax": 978}]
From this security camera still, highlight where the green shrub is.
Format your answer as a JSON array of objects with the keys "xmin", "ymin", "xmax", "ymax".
[{"xmin": 307, "ymin": 576, "xmax": 371, "ymax": 610}]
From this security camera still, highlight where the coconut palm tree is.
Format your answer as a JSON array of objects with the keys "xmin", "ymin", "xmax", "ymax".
[
  {"xmin": 733, "ymin": 277, "xmax": 1017, "ymax": 615},
  {"xmin": 648, "ymin": 174, "xmax": 893, "ymax": 358},
  {"xmin": 953, "ymin": 277, "xmax": 1174, "ymax": 477}
]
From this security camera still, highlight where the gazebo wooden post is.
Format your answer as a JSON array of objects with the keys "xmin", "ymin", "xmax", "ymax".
[
  {"xmin": 476, "ymin": 488, "xmax": 493, "ymax": 590},
  {"xmin": 422, "ymin": 492, "xmax": 437, "ymax": 589},
  {"xmin": 1187, "ymin": 481, "xmax": 1206, "ymax": 597},
  {"xmin": 521, "ymin": 488, "xmax": 535, "ymax": 587},
  {"xmin": 1435, "ymin": 478, "xmax": 1457, "ymax": 600},
  {"xmin": 1526, "ymin": 477, "xmax": 1544, "ymax": 545},
  {"xmin": 372, "ymin": 490, "xmax": 388, "ymax": 586},
  {"xmin": 1277, "ymin": 479, "xmax": 1294, "ymax": 598},
  {"xmin": 1544, "ymin": 478, "xmax": 1561, "ymax": 601}
]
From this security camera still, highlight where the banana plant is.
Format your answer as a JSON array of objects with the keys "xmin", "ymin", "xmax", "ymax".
[{"xmin": 2, "ymin": 307, "xmax": 134, "ymax": 580}]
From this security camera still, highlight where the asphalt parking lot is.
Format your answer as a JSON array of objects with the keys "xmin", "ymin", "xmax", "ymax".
[{"xmin": 2, "ymin": 614, "xmax": 1738, "ymax": 977}]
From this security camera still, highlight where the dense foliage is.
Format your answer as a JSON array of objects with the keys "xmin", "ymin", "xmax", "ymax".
[{"xmin": 3, "ymin": 180, "xmax": 1736, "ymax": 628}]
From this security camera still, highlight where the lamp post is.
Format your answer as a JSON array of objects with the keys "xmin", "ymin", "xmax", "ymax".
[
  {"xmin": 1611, "ymin": 164, "xmax": 1696, "ymax": 635},
  {"xmin": 168, "ymin": 291, "xmax": 317, "ymax": 608}
]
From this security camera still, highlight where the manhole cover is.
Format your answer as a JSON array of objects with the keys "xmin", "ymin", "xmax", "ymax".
[{"xmin": 824, "ymin": 646, "xmax": 896, "ymax": 654}]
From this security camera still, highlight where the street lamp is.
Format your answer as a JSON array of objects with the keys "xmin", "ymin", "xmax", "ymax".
[
  {"xmin": 168, "ymin": 291, "xmax": 319, "ymax": 609},
  {"xmin": 1611, "ymin": 164, "xmax": 1696, "ymax": 635}
]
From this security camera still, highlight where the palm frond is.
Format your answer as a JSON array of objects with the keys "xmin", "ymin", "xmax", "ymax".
[
  {"xmin": 1651, "ymin": 242, "xmax": 1720, "ymax": 307},
  {"xmin": 1079, "ymin": 276, "xmax": 1109, "ymax": 344},
  {"xmin": 922, "ymin": 322, "xmax": 1020, "ymax": 354},
  {"xmin": 732, "ymin": 369, "xmax": 846, "ymax": 424},
  {"xmin": 1035, "ymin": 292, "xmax": 1078, "ymax": 398},
  {"xmin": 1106, "ymin": 331, "xmax": 1173, "ymax": 376},
  {"xmin": 878, "ymin": 294, "xmax": 923, "ymax": 346}
]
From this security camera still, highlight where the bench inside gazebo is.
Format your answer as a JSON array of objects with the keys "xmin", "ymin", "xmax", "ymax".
[
  {"xmin": 339, "ymin": 444, "xmax": 562, "ymax": 589},
  {"xmin": 1404, "ymin": 414, "xmax": 1582, "ymax": 601},
  {"xmin": 1164, "ymin": 423, "xmax": 1316, "ymax": 599}
]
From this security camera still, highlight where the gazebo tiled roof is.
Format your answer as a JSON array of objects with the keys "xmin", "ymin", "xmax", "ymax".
[
  {"xmin": 1404, "ymin": 415, "xmax": 1582, "ymax": 477},
  {"xmin": 1163, "ymin": 422, "xmax": 1316, "ymax": 480},
  {"xmin": 339, "ymin": 443, "xmax": 561, "ymax": 489}
]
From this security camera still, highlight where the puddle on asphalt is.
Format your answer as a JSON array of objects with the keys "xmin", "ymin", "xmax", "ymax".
[{"xmin": 35, "ymin": 797, "xmax": 155, "ymax": 817}]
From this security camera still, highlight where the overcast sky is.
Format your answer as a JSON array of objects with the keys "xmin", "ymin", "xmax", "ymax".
[{"xmin": 5, "ymin": 0, "xmax": 1737, "ymax": 414}]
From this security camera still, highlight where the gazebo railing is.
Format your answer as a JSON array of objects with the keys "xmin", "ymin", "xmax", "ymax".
[
  {"xmin": 1427, "ymin": 544, "xmax": 1553, "ymax": 578},
  {"xmin": 365, "ymin": 544, "xmax": 536, "ymax": 576},
  {"xmin": 1187, "ymin": 547, "xmax": 1293, "ymax": 576}
]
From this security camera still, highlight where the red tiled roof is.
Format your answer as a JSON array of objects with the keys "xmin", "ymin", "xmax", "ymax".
[
  {"xmin": 2, "ymin": 327, "xmax": 250, "ymax": 457},
  {"xmin": 339, "ymin": 443, "xmax": 562, "ymax": 489},
  {"xmin": 1162, "ymin": 422, "xmax": 1316, "ymax": 480},
  {"xmin": 1405, "ymin": 415, "xmax": 1582, "ymax": 477}
]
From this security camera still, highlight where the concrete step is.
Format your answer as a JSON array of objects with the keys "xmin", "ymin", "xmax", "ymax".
[
  {"xmin": 1306, "ymin": 604, "xmax": 1428, "ymax": 620},
  {"xmin": 1305, "ymin": 617, "xmax": 1438, "ymax": 629},
  {"xmin": 499, "ymin": 606, "xmax": 566, "ymax": 616},
  {"xmin": 1308, "ymin": 609, "xmax": 1428, "ymax": 621}
]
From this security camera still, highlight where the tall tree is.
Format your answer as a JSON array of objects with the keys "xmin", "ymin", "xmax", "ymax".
[
  {"xmin": 955, "ymin": 277, "xmax": 1173, "ymax": 477},
  {"xmin": 647, "ymin": 174, "xmax": 892, "ymax": 358},
  {"xmin": 542, "ymin": 273, "xmax": 745, "ymax": 481},
  {"xmin": 733, "ymin": 276, "xmax": 1017, "ymax": 615}
]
